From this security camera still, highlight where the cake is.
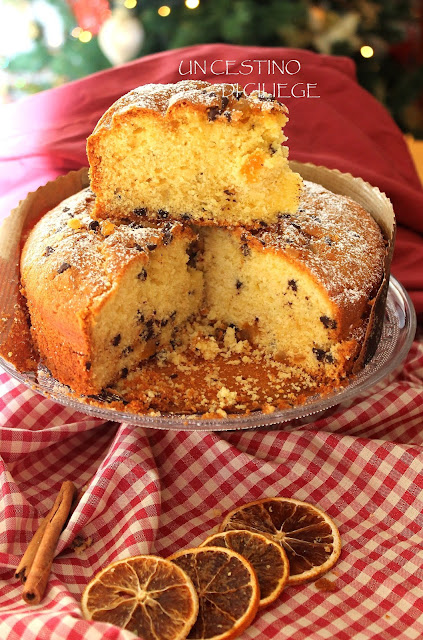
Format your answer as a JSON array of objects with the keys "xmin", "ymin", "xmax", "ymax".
[
  {"xmin": 20, "ymin": 181, "xmax": 387, "ymax": 404},
  {"xmin": 20, "ymin": 188, "xmax": 203, "ymax": 395},
  {"xmin": 86, "ymin": 81, "xmax": 303, "ymax": 228}
]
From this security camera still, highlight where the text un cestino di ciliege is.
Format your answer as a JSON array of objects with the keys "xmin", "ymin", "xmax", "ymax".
[{"xmin": 178, "ymin": 59, "xmax": 320, "ymax": 99}]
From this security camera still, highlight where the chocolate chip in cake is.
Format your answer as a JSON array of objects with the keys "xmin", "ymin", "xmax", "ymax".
[
  {"xmin": 325, "ymin": 236, "xmax": 333, "ymax": 246},
  {"xmin": 209, "ymin": 91, "xmax": 217, "ymax": 97},
  {"xmin": 278, "ymin": 213, "xmax": 291, "ymax": 219},
  {"xmin": 170, "ymin": 310, "xmax": 177, "ymax": 320},
  {"xmin": 233, "ymin": 89, "xmax": 244, "ymax": 100},
  {"xmin": 207, "ymin": 106, "xmax": 221, "ymax": 122},
  {"xmin": 157, "ymin": 209, "xmax": 169, "ymax": 219},
  {"xmin": 122, "ymin": 345, "xmax": 134, "ymax": 356},
  {"xmin": 57, "ymin": 262, "xmax": 71, "ymax": 274},
  {"xmin": 161, "ymin": 318, "xmax": 168, "ymax": 327},
  {"xmin": 94, "ymin": 390, "xmax": 128, "ymax": 405},
  {"xmin": 259, "ymin": 220, "xmax": 268, "ymax": 227},
  {"xmin": 290, "ymin": 222, "xmax": 301, "ymax": 230},
  {"xmin": 241, "ymin": 243, "xmax": 251, "ymax": 257},
  {"xmin": 181, "ymin": 213, "xmax": 191, "ymax": 220},
  {"xmin": 288, "ymin": 279, "xmax": 298, "ymax": 292},
  {"xmin": 121, "ymin": 367, "xmax": 129, "ymax": 379},
  {"xmin": 142, "ymin": 327, "xmax": 155, "ymax": 341},
  {"xmin": 146, "ymin": 318, "xmax": 154, "ymax": 329},
  {"xmin": 62, "ymin": 206, "xmax": 70, "ymax": 212},
  {"xmin": 163, "ymin": 231, "xmax": 173, "ymax": 245},
  {"xmin": 137, "ymin": 268, "xmax": 147, "ymax": 281},
  {"xmin": 85, "ymin": 361, "xmax": 91, "ymax": 370},
  {"xmin": 269, "ymin": 144, "xmax": 277, "ymax": 155},
  {"xmin": 258, "ymin": 93, "xmax": 275, "ymax": 102},
  {"xmin": 147, "ymin": 243, "xmax": 157, "ymax": 251},
  {"xmin": 134, "ymin": 244, "xmax": 145, "ymax": 252},
  {"xmin": 208, "ymin": 93, "xmax": 229, "ymax": 121},
  {"xmin": 320, "ymin": 316, "xmax": 337, "ymax": 330},
  {"xmin": 112, "ymin": 334, "xmax": 121, "ymax": 346},
  {"xmin": 313, "ymin": 347, "xmax": 334, "ymax": 364},
  {"xmin": 224, "ymin": 189, "xmax": 234, "ymax": 196},
  {"xmin": 136, "ymin": 311, "xmax": 144, "ymax": 324},
  {"xmin": 312, "ymin": 347, "xmax": 326, "ymax": 362},
  {"xmin": 129, "ymin": 221, "xmax": 143, "ymax": 229},
  {"xmin": 236, "ymin": 280, "xmax": 243, "ymax": 290},
  {"xmin": 187, "ymin": 240, "xmax": 200, "ymax": 268},
  {"xmin": 88, "ymin": 220, "xmax": 100, "ymax": 232},
  {"xmin": 224, "ymin": 112, "xmax": 232, "ymax": 122},
  {"xmin": 44, "ymin": 246, "xmax": 55, "ymax": 256},
  {"xmin": 170, "ymin": 373, "xmax": 178, "ymax": 379},
  {"xmin": 134, "ymin": 207, "xmax": 147, "ymax": 217},
  {"xmin": 352, "ymin": 232, "xmax": 360, "ymax": 238}
]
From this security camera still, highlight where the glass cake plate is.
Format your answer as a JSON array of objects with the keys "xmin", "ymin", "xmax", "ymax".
[{"xmin": 0, "ymin": 276, "xmax": 416, "ymax": 431}]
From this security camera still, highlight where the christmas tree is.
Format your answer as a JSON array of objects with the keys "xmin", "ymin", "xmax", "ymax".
[{"xmin": 1, "ymin": 0, "xmax": 422, "ymax": 136}]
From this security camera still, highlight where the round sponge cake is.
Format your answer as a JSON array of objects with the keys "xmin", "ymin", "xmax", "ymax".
[{"xmin": 20, "ymin": 180, "xmax": 387, "ymax": 406}]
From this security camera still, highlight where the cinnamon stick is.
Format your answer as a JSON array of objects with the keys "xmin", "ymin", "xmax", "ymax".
[{"xmin": 16, "ymin": 481, "xmax": 77, "ymax": 605}]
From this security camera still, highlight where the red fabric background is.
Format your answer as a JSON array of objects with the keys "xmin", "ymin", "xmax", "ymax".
[{"xmin": 0, "ymin": 43, "xmax": 422, "ymax": 312}]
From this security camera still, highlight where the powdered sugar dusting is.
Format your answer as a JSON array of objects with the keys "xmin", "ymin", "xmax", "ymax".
[
  {"xmin": 21, "ymin": 188, "xmax": 189, "ymax": 311},
  {"xmin": 93, "ymin": 80, "xmax": 287, "ymax": 132}
]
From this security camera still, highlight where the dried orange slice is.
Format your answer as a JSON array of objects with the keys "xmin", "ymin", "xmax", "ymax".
[
  {"xmin": 169, "ymin": 546, "xmax": 260, "ymax": 640},
  {"xmin": 81, "ymin": 554, "xmax": 199, "ymax": 640},
  {"xmin": 220, "ymin": 497, "xmax": 341, "ymax": 585},
  {"xmin": 200, "ymin": 530, "xmax": 289, "ymax": 609}
]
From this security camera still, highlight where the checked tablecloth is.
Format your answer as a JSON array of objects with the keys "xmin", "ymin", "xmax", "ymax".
[{"xmin": 1, "ymin": 332, "xmax": 423, "ymax": 640}]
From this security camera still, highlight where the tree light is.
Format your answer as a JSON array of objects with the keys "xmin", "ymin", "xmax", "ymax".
[
  {"xmin": 124, "ymin": 0, "xmax": 137, "ymax": 8},
  {"xmin": 158, "ymin": 6, "xmax": 171, "ymax": 16},
  {"xmin": 79, "ymin": 30, "xmax": 93, "ymax": 43},
  {"xmin": 360, "ymin": 45, "xmax": 374, "ymax": 58},
  {"xmin": 185, "ymin": 0, "xmax": 200, "ymax": 8},
  {"xmin": 71, "ymin": 27, "xmax": 82, "ymax": 38}
]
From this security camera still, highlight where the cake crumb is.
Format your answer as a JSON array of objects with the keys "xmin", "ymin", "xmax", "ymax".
[{"xmin": 217, "ymin": 386, "xmax": 237, "ymax": 407}]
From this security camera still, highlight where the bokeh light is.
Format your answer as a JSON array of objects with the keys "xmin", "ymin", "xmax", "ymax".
[
  {"xmin": 360, "ymin": 45, "xmax": 374, "ymax": 58},
  {"xmin": 158, "ymin": 6, "xmax": 171, "ymax": 17}
]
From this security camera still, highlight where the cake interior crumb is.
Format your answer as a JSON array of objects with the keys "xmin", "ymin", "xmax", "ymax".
[{"xmin": 84, "ymin": 316, "xmax": 346, "ymax": 417}]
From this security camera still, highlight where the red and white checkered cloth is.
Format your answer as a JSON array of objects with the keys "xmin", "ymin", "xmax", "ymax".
[{"xmin": 1, "ymin": 334, "xmax": 423, "ymax": 640}]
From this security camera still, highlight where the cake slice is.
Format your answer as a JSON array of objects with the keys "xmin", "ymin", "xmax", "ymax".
[
  {"xmin": 87, "ymin": 80, "xmax": 302, "ymax": 228},
  {"xmin": 20, "ymin": 188, "xmax": 203, "ymax": 394}
]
